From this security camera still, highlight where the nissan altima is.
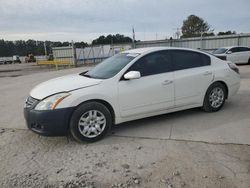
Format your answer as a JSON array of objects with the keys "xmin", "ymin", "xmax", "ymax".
[
  {"xmin": 24, "ymin": 47, "xmax": 240, "ymax": 142},
  {"xmin": 213, "ymin": 46, "xmax": 250, "ymax": 64}
]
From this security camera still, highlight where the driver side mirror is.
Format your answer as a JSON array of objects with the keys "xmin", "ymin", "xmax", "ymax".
[
  {"xmin": 227, "ymin": 51, "xmax": 232, "ymax": 54},
  {"xmin": 124, "ymin": 71, "xmax": 141, "ymax": 80}
]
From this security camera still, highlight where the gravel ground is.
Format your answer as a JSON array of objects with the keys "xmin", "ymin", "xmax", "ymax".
[{"xmin": 0, "ymin": 129, "xmax": 249, "ymax": 188}]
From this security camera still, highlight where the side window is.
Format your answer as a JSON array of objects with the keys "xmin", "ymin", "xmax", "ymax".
[
  {"xmin": 239, "ymin": 47, "xmax": 250, "ymax": 52},
  {"xmin": 128, "ymin": 51, "xmax": 172, "ymax": 77},
  {"xmin": 171, "ymin": 50, "xmax": 210, "ymax": 71},
  {"xmin": 230, "ymin": 47, "xmax": 240, "ymax": 53}
]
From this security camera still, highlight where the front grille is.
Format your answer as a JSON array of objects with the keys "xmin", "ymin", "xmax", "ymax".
[{"xmin": 25, "ymin": 96, "xmax": 39, "ymax": 109}]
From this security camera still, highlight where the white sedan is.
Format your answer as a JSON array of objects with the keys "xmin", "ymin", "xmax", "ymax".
[
  {"xmin": 24, "ymin": 47, "xmax": 240, "ymax": 142},
  {"xmin": 213, "ymin": 46, "xmax": 250, "ymax": 64}
]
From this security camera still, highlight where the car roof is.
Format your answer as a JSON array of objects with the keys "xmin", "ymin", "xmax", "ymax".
[
  {"xmin": 219, "ymin": 46, "xmax": 249, "ymax": 49},
  {"xmin": 123, "ymin": 47, "xmax": 202, "ymax": 55}
]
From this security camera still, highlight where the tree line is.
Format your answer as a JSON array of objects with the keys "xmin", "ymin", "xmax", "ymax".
[
  {"xmin": 92, "ymin": 34, "xmax": 132, "ymax": 45},
  {"xmin": 0, "ymin": 40, "xmax": 88, "ymax": 57},
  {"xmin": 0, "ymin": 34, "xmax": 132, "ymax": 57}
]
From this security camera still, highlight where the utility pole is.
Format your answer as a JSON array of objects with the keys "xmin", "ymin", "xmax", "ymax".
[
  {"xmin": 71, "ymin": 40, "xmax": 77, "ymax": 66},
  {"xmin": 44, "ymin": 41, "xmax": 47, "ymax": 57},
  {"xmin": 200, "ymin": 32, "xmax": 204, "ymax": 50},
  {"xmin": 132, "ymin": 26, "xmax": 136, "ymax": 48},
  {"xmin": 173, "ymin": 28, "xmax": 181, "ymax": 39},
  {"xmin": 110, "ymin": 37, "xmax": 114, "ymax": 55},
  {"xmin": 170, "ymin": 37, "xmax": 173, "ymax": 47},
  {"xmin": 200, "ymin": 29, "xmax": 214, "ymax": 50}
]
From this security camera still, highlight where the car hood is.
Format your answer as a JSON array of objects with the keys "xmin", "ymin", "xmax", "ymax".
[{"xmin": 30, "ymin": 74, "xmax": 102, "ymax": 100}]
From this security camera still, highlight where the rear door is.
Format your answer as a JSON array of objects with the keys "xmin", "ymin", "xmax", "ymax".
[{"xmin": 170, "ymin": 50, "xmax": 213, "ymax": 107}]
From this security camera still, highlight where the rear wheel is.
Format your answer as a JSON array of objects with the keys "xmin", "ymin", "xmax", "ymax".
[
  {"xmin": 70, "ymin": 102, "xmax": 112, "ymax": 142},
  {"xmin": 202, "ymin": 82, "xmax": 226, "ymax": 112}
]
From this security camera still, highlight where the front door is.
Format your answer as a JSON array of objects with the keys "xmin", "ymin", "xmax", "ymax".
[
  {"xmin": 118, "ymin": 50, "xmax": 174, "ymax": 117},
  {"xmin": 227, "ymin": 47, "xmax": 240, "ymax": 64}
]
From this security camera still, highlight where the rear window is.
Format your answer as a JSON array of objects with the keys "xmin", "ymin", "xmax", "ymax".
[{"xmin": 171, "ymin": 50, "xmax": 211, "ymax": 71}]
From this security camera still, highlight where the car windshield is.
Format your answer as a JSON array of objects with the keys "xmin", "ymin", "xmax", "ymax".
[
  {"xmin": 82, "ymin": 53, "xmax": 138, "ymax": 79},
  {"xmin": 213, "ymin": 48, "xmax": 228, "ymax": 54}
]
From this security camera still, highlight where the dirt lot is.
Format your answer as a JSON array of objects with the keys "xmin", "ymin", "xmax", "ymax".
[{"xmin": 0, "ymin": 63, "xmax": 249, "ymax": 188}]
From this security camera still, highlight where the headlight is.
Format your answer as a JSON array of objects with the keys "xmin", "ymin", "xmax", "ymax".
[{"xmin": 35, "ymin": 92, "xmax": 70, "ymax": 110}]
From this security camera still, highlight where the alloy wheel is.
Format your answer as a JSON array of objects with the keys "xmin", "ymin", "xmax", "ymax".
[
  {"xmin": 78, "ymin": 110, "xmax": 106, "ymax": 138},
  {"xmin": 209, "ymin": 87, "xmax": 224, "ymax": 108}
]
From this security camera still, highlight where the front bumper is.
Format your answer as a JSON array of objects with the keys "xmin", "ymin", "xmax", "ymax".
[{"xmin": 24, "ymin": 107, "xmax": 75, "ymax": 136}]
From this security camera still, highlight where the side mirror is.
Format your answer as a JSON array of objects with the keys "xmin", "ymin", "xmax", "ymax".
[
  {"xmin": 227, "ymin": 51, "xmax": 232, "ymax": 54},
  {"xmin": 124, "ymin": 71, "xmax": 141, "ymax": 80}
]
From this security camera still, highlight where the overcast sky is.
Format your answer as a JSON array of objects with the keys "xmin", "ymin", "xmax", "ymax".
[{"xmin": 0, "ymin": 0, "xmax": 250, "ymax": 43}]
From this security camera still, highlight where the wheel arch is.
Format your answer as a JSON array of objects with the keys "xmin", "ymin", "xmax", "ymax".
[
  {"xmin": 73, "ymin": 99, "xmax": 116, "ymax": 125},
  {"xmin": 209, "ymin": 80, "xmax": 229, "ymax": 99}
]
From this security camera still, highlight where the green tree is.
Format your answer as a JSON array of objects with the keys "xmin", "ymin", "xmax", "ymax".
[
  {"xmin": 181, "ymin": 15, "xmax": 212, "ymax": 38},
  {"xmin": 218, "ymin": 31, "xmax": 236, "ymax": 36},
  {"xmin": 92, "ymin": 34, "xmax": 132, "ymax": 45},
  {"xmin": 74, "ymin": 41, "xmax": 88, "ymax": 48}
]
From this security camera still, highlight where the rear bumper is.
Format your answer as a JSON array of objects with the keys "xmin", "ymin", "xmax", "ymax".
[{"xmin": 24, "ymin": 107, "xmax": 75, "ymax": 136}]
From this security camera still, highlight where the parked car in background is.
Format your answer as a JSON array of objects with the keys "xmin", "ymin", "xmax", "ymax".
[
  {"xmin": 24, "ymin": 47, "xmax": 240, "ymax": 142},
  {"xmin": 0, "ymin": 56, "xmax": 21, "ymax": 64},
  {"xmin": 25, "ymin": 54, "xmax": 36, "ymax": 63},
  {"xmin": 13, "ymin": 55, "xmax": 21, "ymax": 63},
  {"xmin": 213, "ymin": 46, "xmax": 250, "ymax": 64}
]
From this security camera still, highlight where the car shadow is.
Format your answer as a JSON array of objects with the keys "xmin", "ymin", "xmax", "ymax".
[
  {"xmin": 110, "ymin": 108, "xmax": 200, "ymax": 135},
  {"xmin": 109, "ymin": 91, "xmax": 249, "ymax": 140}
]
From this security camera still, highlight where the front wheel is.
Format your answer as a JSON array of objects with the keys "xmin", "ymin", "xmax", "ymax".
[
  {"xmin": 69, "ymin": 102, "xmax": 112, "ymax": 142},
  {"xmin": 202, "ymin": 82, "xmax": 226, "ymax": 112}
]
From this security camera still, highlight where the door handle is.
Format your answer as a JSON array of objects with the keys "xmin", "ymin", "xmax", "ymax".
[
  {"xmin": 162, "ymin": 80, "xmax": 173, "ymax": 85},
  {"xmin": 203, "ymin": 71, "xmax": 212, "ymax": 76}
]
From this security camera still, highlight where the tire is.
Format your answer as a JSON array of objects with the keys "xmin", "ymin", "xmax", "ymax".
[
  {"xmin": 202, "ymin": 82, "xmax": 226, "ymax": 112},
  {"xmin": 248, "ymin": 58, "xmax": 250, "ymax": 65},
  {"xmin": 69, "ymin": 101, "xmax": 112, "ymax": 142}
]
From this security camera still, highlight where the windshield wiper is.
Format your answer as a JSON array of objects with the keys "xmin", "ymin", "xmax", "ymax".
[
  {"xmin": 82, "ymin": 74, "xmax": 92, "ymax": 78},
  {"xmin": 79, "ymin": 71, "xmax": 92, "ymax": 78},
  {"xmin": 79, "ymin": 72, "xmax": 105, "ymax": 79}
]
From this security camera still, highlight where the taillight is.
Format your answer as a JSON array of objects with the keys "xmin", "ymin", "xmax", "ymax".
[{"xmin": 228, "ymin": 63, "xmax": 239, "ymax": 74}]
